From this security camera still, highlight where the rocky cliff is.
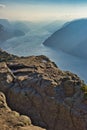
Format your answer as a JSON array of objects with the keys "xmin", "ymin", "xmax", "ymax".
[
  {"xmin": 0, "ymin": 92, "xmax": 45, "ymax": 130},
  {"xmin": 0, "ymin": 49, "xmax": 87, "ymax": 130}
]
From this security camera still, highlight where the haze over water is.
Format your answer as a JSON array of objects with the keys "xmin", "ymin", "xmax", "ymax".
[{"xmin": 0, "ymin": 0, "xmax": 87, "ymax": 83}]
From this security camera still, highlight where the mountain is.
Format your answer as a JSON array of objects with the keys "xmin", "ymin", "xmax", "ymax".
[
  {"xmin": 0, "ymin": 19, "xmax": 11, "ymax": 29},
  {"xmin": 11, "ymin": 21, "xmax": 31, "ymax": 33},
  {"xmin": 0, "ymin": 19, "xmax": 25, "ymax": 42},
  {"xmin": 0, "ymin": 23, "xmax": 13, "ymax": 41},
  {"xmin": 43, "ymin": 20, "xmax": 65, "ymax": 33},
  {"xmin": 71, "ymin": 38, "xmax": 87, "ymax": 58},
  {"xmin": 0, "ymin": 48, "xmax": 87, "ymax": 130},
  {"xmin": 43, "ymin": 19, "xmax": 87, "ymax": 58}
]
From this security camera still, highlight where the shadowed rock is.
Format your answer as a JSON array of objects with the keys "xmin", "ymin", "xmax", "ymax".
[
  {"xmin": 0, "ymin": 49, "xmax": 87, "ymax": 130},
  {"xmin": 0, "ymin": 92, "xmax": 45, "ymax": 130}
]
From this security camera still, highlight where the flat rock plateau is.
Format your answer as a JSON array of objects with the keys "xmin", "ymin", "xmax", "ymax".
[{"xmin": 0, "ymin": 48, "xmax": 87, "ymax": 130}]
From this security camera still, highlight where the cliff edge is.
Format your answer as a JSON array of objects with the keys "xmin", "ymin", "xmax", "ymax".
[{"xmin": 0, "ymin": 49, "xmax": 87, "ymax": 130}]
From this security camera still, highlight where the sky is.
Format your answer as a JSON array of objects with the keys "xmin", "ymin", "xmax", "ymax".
[{"xmin": 0, "ymin": 0, "xmax": 87, "ymax": 21}]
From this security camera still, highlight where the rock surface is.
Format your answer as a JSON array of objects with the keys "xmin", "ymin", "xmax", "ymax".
[
  {"xmin": 0, "ymin": 91, "xmax": 45, "ymax": 130},
  {"xmin": 0, "ymin": 48, "xmax": 18, "ymax": 62},
  {"xmin": 0, "ymin": 49, "xmax": 87, "ymax": 130}
]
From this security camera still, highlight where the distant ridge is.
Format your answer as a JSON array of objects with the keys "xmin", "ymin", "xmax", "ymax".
[
  {"xmin": 43, "ymin": 18, "xmax": 87, "ymax": 58},
  {"xmin": 0, "ymin": 19, "xmax": 25, "ymax": 42},
  {"xmin": 0, "ymin": 19, "xmax": 11, "ymax": 28}
]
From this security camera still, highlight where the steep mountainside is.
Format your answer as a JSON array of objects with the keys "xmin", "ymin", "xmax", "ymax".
[
  {"xmin": 0, "ymin": 19, "xmax": 11, "ymax": 29},
  {"xmin": 43, "ymin": 19, "xmax": 87, "ymax": 58},
  {"xmin": 11, "ymin": 21, "xmax": 30, "ymax": 33},
  {"xmin": 0, "ymin": 49, "xmax": 87, "ymax": 130},
  {"xmin": 0, "ymin": 19, "xmax": 25, "ymax": 42},
  {"xmin": 0, "ymin": 24, "xmax": 13, "ymax": 42}
]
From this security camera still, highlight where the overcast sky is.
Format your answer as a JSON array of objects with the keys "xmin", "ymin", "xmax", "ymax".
[
  {"xmin": 0, "ymin": 0, "xmax": 87, "ymax": 21},
  {"xmin": 1, "ymin": 0, "xmax": 87, "ymax": 4}
]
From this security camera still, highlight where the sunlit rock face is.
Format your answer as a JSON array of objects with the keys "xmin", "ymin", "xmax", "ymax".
[{"xmin": 0, "ymin": 49, "xmax": 87, "ymax": 130}]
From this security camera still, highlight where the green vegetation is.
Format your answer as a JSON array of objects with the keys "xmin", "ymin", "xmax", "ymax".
[
  {"xmin": 81, "ymin": 85, "xmax": 87, "ymax": 92},
  {"xmin": 81, "ymin": 85, "xmax": 87, "ymax": 99}
]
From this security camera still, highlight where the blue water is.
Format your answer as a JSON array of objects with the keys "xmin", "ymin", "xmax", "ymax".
[{"xmin": 1, "ymin": 37, "xmax": 87, "ymax": 83}]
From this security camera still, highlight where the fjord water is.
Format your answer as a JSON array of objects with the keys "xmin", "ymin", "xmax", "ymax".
[
  {"xmin": 0, "ymin": 20, "xmax": 87, "ymax": 83},
  {"xmin": 1, "ymin": 38, "xmax": 87, "ymax": 83}
]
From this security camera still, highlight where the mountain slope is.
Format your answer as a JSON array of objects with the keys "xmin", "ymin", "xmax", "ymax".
[
  {"xmin": 0, "ymin": 23, "xmax": 13, "ymax": 41},
  {"xmin": 0, "ymin": 19, "xmax": 11, "ymax": 29},
  {"xmin": 1, "ymin": 49, "xmax": 87, "ymax": 130},
  {"xmin": 43, "ymin": 19, "xmax": 87, "ymax": 58},
  {"xmin": 0, "ymin": 19, "xmax": 25, "ymax": 42}
]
